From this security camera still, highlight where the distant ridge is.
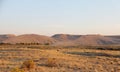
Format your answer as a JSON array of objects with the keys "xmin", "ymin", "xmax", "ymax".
[
  {"xmin": 52, "ymin": 34, "xmax": 81, "ymax": 41},
  {"xmin": 106, "ymin": 35, "xmax": 120, "ymax": 39},
  {"xmin": 75, "ymin": 35, "xmax": 118, "ymax": 45},
  {"xmin": 0, "ymin": 34, "xmax": 16, "ymax": 43},
  {"xmin": 3, "ymin": 34, "xmax": 56, "ymax": 44},
  {"xmin": 52, "ymin": 34, "xmax": 120, "ymax": 46},
  {"xmin": 0, "ymin": 34, "xmax": 119, "ymax": 45}
]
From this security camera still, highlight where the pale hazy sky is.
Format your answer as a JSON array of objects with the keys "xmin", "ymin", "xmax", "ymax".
[{"xmin": 0, "ymin": 0, "xmax": 120, "ymax": 35}]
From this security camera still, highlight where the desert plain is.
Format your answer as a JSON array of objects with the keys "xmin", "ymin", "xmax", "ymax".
[{"xmin": 0, "ymin": 45, "xmax": 120, "ymax": 72}]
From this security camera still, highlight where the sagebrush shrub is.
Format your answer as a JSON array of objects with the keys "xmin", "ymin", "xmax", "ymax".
[
  {"xmin": 11, "ymin": 67, "xmax": 24, "ymax": 72},
  {"xmin": 21, "ymin": 60, "xmax": 35, "ymax": 70},
  {"xmin": 46, "ymin": 58, "xmax": 57, "ymax": 67}
]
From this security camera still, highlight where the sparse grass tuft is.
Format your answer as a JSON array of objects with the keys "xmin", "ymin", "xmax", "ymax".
[
  {"xmin": 46, "ymin": 58, "xmax": 58, "ymax": 67},
  {"xmin": 11, "ymin": 67, "xmax": 24, "ymax": 72},
  {"xmin": 21, "ymin": 60, "xmax": 36, "ymax": 70},
  {"xmin": 10, "ymin": 60, "xmax": 36, "ymax": 72}
]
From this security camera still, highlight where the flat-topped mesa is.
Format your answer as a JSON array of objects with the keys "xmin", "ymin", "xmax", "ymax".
[
  {"xmin": 106, "ymin": 35, "xmax": 120, "ymax": 39},
  {"xmin": 75, "ymin": 35, "xmax": 118, "ymax": 45},
  {"xmin": 85, "ymin": 34, "xmax": 102, "ymax": 36},
  {"xmin": 52, "ymin": 34, "xmax": 81, "ymax": 41}
]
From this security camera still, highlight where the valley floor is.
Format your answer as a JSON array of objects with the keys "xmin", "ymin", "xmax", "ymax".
[{"xmin": 0, "ymin": 45, "xmax": 120, "ymax": 72}]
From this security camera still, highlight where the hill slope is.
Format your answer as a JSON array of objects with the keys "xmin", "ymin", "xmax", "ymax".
[
  {"xmin": 3, "ymin": 34, "xmax": 56, "ymax": 44},
  {"xmin": 0, "ymin": 34, "xmax": 16, "ymax": 43},
  {"xmin": 75, "ymin": 35, "xmax": 118, "ymax": 45},
  {"xmin": 0, "ymin": 34, "xmax": 119, "ymax": 45},
  {"xmin": 52, "ymin": 34, "xmax": 120, "ymax": 46},
  {"xmin": 52, "ymin": 34, "xmax": 81, "ymax": 41}
]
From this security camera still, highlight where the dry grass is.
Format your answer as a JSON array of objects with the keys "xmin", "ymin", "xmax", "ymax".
[
  {"xmin": 0, "ymin": 45, "xmax": 119, "ymax": 72},
  {"xmin": 11, "ymin": 67, "xmax": 24, "ymax": 72},
  {"xmin": 21, "ymin": 60, "xmax": 36, "ymax": 71},
  {"xmin": 10, "ymin": 60, "xmax": 36, "ymax": 72},
  {"xmin": 46, "ymin": 58, "xmax": 58, "ymax": 67}
]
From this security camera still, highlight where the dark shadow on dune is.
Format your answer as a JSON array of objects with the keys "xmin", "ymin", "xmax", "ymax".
[{"xmin": 66, "ymin": 52, "xmax": 120, "ymax": 58}]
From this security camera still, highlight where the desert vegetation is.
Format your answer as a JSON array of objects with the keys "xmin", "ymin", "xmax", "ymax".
[
  {"xmin": 10, "ymin": 60, "xmax": 36, "ymax": 72},
  {"xmin": 0, "ymin": 45, "xmax": 119, "ymax": 72}
]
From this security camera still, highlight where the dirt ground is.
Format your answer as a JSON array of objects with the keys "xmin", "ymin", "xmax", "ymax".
[{"xmin": 0, "ymin": 45, "xmax": 120, "ymax": 72}]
